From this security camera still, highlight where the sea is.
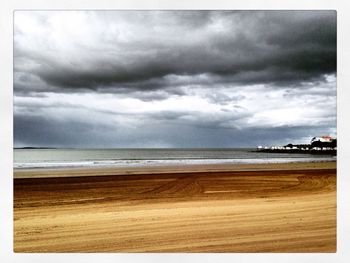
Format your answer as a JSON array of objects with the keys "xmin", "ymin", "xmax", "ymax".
[{"xmin": 13, "ymin": 148, "xmax": 336, "ymax": 170}]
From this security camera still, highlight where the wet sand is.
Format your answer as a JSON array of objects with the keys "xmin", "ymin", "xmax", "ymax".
[{"xmin": 14, "ymin": 161, "xmax": 336, "ymax": 252}]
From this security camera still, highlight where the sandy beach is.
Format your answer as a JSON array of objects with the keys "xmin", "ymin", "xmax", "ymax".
[{"xmin": 14, "ymin": 161, "xmax": 336, "ymax": 252}]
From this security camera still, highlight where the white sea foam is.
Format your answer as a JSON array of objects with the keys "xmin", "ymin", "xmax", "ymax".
[{"xmin": 13, "ymin": 157, "xmax": 336, "ymax": 170}]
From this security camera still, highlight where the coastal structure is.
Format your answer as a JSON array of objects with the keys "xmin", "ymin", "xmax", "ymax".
[
  {"xmin": 257, "ymin": 136, "xmax": 337, "ymax": 154},
  {"xmin": 311, "ymin": 136, "xmax": 333, "ymax": 143}
]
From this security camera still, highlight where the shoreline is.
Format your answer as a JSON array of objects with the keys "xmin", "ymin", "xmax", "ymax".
[{"xmin": 14, "ymin": 160, "xmax": 336, "ymax": 179}]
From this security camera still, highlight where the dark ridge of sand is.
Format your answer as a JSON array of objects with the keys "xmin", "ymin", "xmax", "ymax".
[{"xmin": 14, "ymin": 162, "xmax": 336, "ymax": 252}]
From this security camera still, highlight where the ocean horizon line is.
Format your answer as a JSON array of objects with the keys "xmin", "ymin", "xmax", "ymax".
[{"xmin": 14, "ymin": 147, "xmax": 257, "ymax": 150}]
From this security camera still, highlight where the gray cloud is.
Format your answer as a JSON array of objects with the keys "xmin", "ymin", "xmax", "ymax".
[
  {"xmin": 14, "ymin": 111, "xmax": 334, "ymax": 148},
  {"xmin": 14, "ymin": 11, "xmax": 337, "ymax": 148},
  {"xmin": 15, "ymin": 11, "xmax": 336, "ymax": 94}
]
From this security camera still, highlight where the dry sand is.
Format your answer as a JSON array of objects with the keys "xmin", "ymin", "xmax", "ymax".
[{"xmin": 14, "ymin": 161, "xmax": 336, "ymax": 252}]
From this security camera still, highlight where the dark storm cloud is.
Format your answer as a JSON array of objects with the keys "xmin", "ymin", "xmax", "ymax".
[
  {"xmin": 13, "ymin": 11, "xmax": 337, "ymax": 148},
  {"xmin": 14, "ymin": 10, "xmax": 336, "ymax": 95},
  {"xmin": 14, "ymin": 114, "xmax": 117, "ymax": 147},
  {"xmin": 14, "ymin": 111, "xmax": 333, "ymax": 148}
]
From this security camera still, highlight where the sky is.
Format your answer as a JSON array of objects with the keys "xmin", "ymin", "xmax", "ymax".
[{"xmin": 14, "ymin": 10, "xmax": 337, "ymax": 148}]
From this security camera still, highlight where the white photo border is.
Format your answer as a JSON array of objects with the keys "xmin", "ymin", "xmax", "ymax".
[{"xmin": 1, "ymin": 0, "xmax": 349, "ymax": 262}]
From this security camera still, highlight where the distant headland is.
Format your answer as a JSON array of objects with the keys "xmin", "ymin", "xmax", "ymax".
[{"xmin": 14, "ymin": 147, "xmax": 58, "ymax": 149}]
